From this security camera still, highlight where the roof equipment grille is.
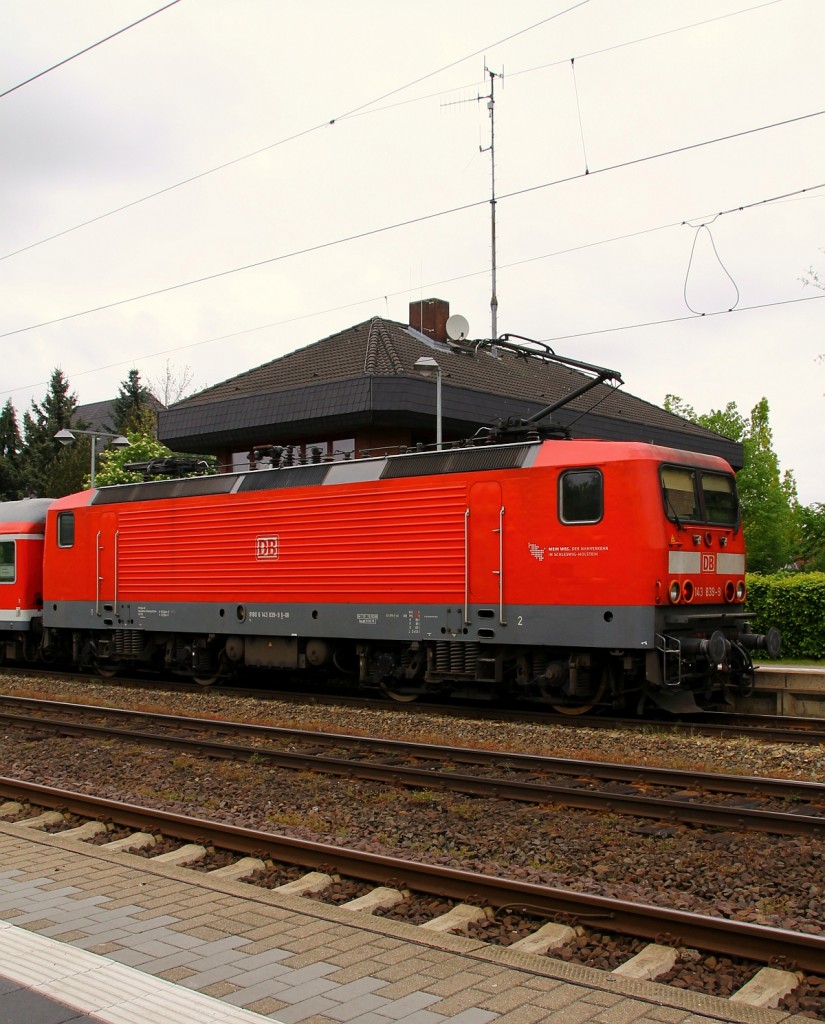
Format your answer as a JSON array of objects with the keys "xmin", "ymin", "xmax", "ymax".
[
  {"xmin": 381, "ymin": 444, "xmax": 534, "ymax": 479},
  {"xmin": 238, "ymin": 465, "xmax": 331, "ymax": 491}
]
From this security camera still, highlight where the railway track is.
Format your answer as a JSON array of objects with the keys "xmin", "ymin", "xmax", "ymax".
[
  {"xmin": 4, "ymin": 665, "xmax": 825, "ymax": 743},
  {"xmin": 2, "ymin": 695, "xmax": 825, "ymax": 837},
  {"xmin": 2, "ymin": 775, "xmax": 824, "ymax": 977}
]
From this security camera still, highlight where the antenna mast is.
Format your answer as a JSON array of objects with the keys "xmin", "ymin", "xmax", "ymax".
[{"xmin": 479, "ymin": 67, "xmax": 502, "ymax": 341}]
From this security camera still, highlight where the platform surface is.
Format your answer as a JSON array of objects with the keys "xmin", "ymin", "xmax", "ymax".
[{"xmin": 0, "ymin": 821, "xmax": 805, "ymax": 1024}]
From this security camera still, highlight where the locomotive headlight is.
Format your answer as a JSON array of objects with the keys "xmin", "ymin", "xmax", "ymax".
[
  {"xmin": 682, "ymin": 580, "xmax": 694, "ymax": 603},
  {"xmin": 736, "ymin": 580, "xmax": 746, "ymax": 602},
  {"xmin": 668, "ymin": 580, "xmax": 681, "ymax": 604}
]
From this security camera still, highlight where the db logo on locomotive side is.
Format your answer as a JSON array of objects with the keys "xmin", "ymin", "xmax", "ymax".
[{"xmin": 256, "ymin": 536, "xmax": 279, "ymax": 560}]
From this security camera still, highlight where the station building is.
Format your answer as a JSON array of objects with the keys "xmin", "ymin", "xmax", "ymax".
[{"xmin": 155, "ymin": 298, "xmax": 741, "ymax": 471}]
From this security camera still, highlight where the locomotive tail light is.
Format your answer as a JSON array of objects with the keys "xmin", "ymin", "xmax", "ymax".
[
  {"xmin": 682, "ymin": 580, "xmax": 694, "ymax": 603},
  {"xmin": 736, "ymin": 580, "xmax": 746, "ymax": 602},
  {"xmin": 668, "ymin": 580, "xmax": 681, "ymax": 604},
  {"xmin": 724, "ymin": 580, "xmax": 736, "ymax": 603}
]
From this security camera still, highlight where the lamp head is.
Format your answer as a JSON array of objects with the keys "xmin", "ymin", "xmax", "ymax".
[
  {"xmin": 111, "ymin": 435, "xmax": 130, "ymax": 449},
  {"xmin": 54, "ymin": 429, "xmax": 75, "ymax": 446},
  {"xmin": 414, "ymin": 356, "xmax": 440, "ymax": 377}
]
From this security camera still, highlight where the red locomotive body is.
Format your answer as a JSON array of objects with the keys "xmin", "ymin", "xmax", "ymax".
[
  {"xmin": 39, "ymin": 439, "xmax": 778, "ymax": 711},
  {"xmin": 0, "ymin": 498, "xmax": 53, "ymax": 657}
]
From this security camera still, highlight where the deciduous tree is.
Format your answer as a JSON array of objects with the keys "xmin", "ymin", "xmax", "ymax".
[{"xmin": 664, "ymin": 394, "xmax": 796, "ymax": 573}]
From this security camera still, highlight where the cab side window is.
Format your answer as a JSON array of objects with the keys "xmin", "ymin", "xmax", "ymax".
[
  {"xmin": 0, "ymin": 540, "xmax": 14, "ymax": 582},
  {"xmin": 57, "ymin": 512, "xmax": 75, "ymax": 548},
  {"xmin": 560, "ymin": 469, "xmax": 603, "ymax": 524}
]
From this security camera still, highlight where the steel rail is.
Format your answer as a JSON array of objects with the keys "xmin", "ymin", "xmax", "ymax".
[
  {"xmin": 2, "ymin": 702, "xmax": 824, "ymax": 836},
  {"xmin": 1, "ymin": 775, "xmax": 823, "ymax": 971},
  {"xmin": 3, "ymin": 667, "xmax": 825, "ymax": 743},
  {"xmin": 2, "ymin": 694, "xmax": 823, "ymax": 799}
]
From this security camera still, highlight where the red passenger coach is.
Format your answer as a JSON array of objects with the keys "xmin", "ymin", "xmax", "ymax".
[
  {"xmin": 40, "ymin": 438, "xmax": 779, "ymax": 712},
  {"xmin": 0, "ymin": 498, "xmax": 53, "ymax": 659}
]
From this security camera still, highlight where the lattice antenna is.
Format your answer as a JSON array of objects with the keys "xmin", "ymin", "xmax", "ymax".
[
  {"xmin": 479, "ymin": 66, "xmax": 503, "ymax": 341},
  {"xmin": 441, "ymin": 64, "xmax": 504, "ymax": 340}
]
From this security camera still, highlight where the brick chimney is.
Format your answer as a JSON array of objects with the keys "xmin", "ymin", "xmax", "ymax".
[{"xmin": 409, "ymin": 298, "xmax": 449, "ymax": 341}]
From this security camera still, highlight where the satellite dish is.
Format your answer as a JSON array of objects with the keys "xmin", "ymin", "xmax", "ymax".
[{"xmin": 446, "ymin": 313, "xmax": 470, "ymax": 341}]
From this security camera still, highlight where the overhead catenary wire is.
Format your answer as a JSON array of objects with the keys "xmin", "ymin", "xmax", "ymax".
[
  {"xmin": 1, "ymin": 110, "xmax": 820, "ymax": 343},
  {"xmin": 570, "ymin": 58, "xmax": 590, "ymax": 173},
  {"xmin": 0, "ymin": 0, "xmax": 778, "ymax": 265},
  {"xmin": 0, "ymin": 0, "xmax": 591, "ymax": 264},
  {"xmin": 0, "ymin": 0, "xmax": 184, "ymax": 100},
  {"xmin": 683, "ymin": 223, "xmax": 741, "ymax": 314},
  {"xmin": 2, "ymin": 183, "xmax": 822, "ymax": 401},
  {"xmin": 5, "ymin": 292, "xmax": 822, "ymax": 405}
]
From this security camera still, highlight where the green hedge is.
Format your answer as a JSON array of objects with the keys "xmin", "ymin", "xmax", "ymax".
[{"xmin": 746, "ymin": 572, "xmax": 825, "ymax": 660}]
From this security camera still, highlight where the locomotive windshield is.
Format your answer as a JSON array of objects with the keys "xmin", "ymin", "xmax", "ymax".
[{"xmin": 661, "ymin": 466, "xmax": 738, "ymax": 526}]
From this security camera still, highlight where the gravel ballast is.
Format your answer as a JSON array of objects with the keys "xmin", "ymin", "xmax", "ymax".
[{"xmin": 1, "ymin": 671, "xmax": 824, "ymax": 941}]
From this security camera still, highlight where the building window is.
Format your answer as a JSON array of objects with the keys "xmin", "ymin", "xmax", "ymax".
[
  {"xmin": 57, "ymin": 512, "xmax": 75, "ymax": 548},
  {"xmin": 559, "ymin": 469, "xmax": 603, "ymax": 524},
  {"xmin": 0, "ymin": 541, "xmax": 14, "ymax": 582}
]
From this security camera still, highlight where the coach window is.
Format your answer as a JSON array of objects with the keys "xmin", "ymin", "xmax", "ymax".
[
  {"xmin": 560, "ymin": 469, "xmax": 603, "ymax": 524},
  {"xmin": 57, "ymin": 512, "xmax": 75, "ymax": 548},
  {"xmin": 0, "ymin": 541, "xmax": 14, "ymax": 582}
]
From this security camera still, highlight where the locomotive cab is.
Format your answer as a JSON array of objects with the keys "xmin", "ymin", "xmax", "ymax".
[{"xmin": 649, "ymin": 461, "xmax": 779, "ymax": 710}]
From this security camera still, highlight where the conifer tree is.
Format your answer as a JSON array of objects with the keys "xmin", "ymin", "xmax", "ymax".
[
  {"xmin": 0, "ymin": 399, "xmax": 23, "ymax": 499},
  {"xmin": 19, "ymin": 369, "xmax": 79, "ymax": 497}
]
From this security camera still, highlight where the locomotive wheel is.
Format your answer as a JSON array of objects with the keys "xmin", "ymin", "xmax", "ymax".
[
  {"xmin": 95, "ymin": 660, "xmax": 122, "ymax": 678},
  {"xmin": 549, "ymin": 666, "xmax": 608, "ymax": 716},
  {"xmin": 191, "ymin": 648, "xmax": 227, "ymax": 686},
  {"xmin": 192, "ymin": 671, "xmax": 219, "ymax": 686},
  {"xmin": 379, "ymin": 679, "xmax": 419, "ymax": 703}
]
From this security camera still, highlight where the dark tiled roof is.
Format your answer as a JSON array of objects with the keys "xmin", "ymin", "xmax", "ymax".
[
  {"xmin": 160, "ymin": 316, "xmax": 742, "ymax": 465},
  {"xmin": 73, "ymin": 400, "xmax": 118, "ymax": 432},
  {"xmin": 74, "ymin": 395, "xmax": 166, "ymax": 433}
]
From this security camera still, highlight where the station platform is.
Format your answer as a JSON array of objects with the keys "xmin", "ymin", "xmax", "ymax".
[
  {"xmin": 0, "ymin": 821, "xmax": 803, "ymax": 1024},
  {"xmin": 738, "ymin": 665, "xmax": 825, "ymax": 717}
]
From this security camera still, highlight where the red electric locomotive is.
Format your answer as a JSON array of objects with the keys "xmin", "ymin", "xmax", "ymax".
[{"xmin": 36, "ymin": 437, "xmax": 778, "ymax": 712}]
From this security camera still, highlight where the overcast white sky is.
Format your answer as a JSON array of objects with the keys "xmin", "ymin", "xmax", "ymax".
[{"xmin": 1, "ymin": 0, "xmax": 822, "ymax": 502}]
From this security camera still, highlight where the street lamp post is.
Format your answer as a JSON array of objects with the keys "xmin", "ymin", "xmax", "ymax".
[
  {"xmin": 54, "ymin": 429, "xmax": 130, "ymax": 488},
  {"xmin": 414, "ymin": 356, "xmax": 442, "ymax": 450}
]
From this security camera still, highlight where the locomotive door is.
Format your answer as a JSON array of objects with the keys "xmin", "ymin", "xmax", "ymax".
[
  {"xmin": 96, "ymin": 512, "xmax": 119, "ymax": 617},
  {"xmin": 467, "ymin": 482, "xmax": 505, "ymax": 624}
]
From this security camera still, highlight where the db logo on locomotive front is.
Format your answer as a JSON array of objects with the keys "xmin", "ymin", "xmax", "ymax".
[
  {"xmin": 701, "ymin": 553, "xmax": 716, "ymax": 573},
  {"xmin": 256, "ymin": 536, "xmax": 279, "ymax": 560}
]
